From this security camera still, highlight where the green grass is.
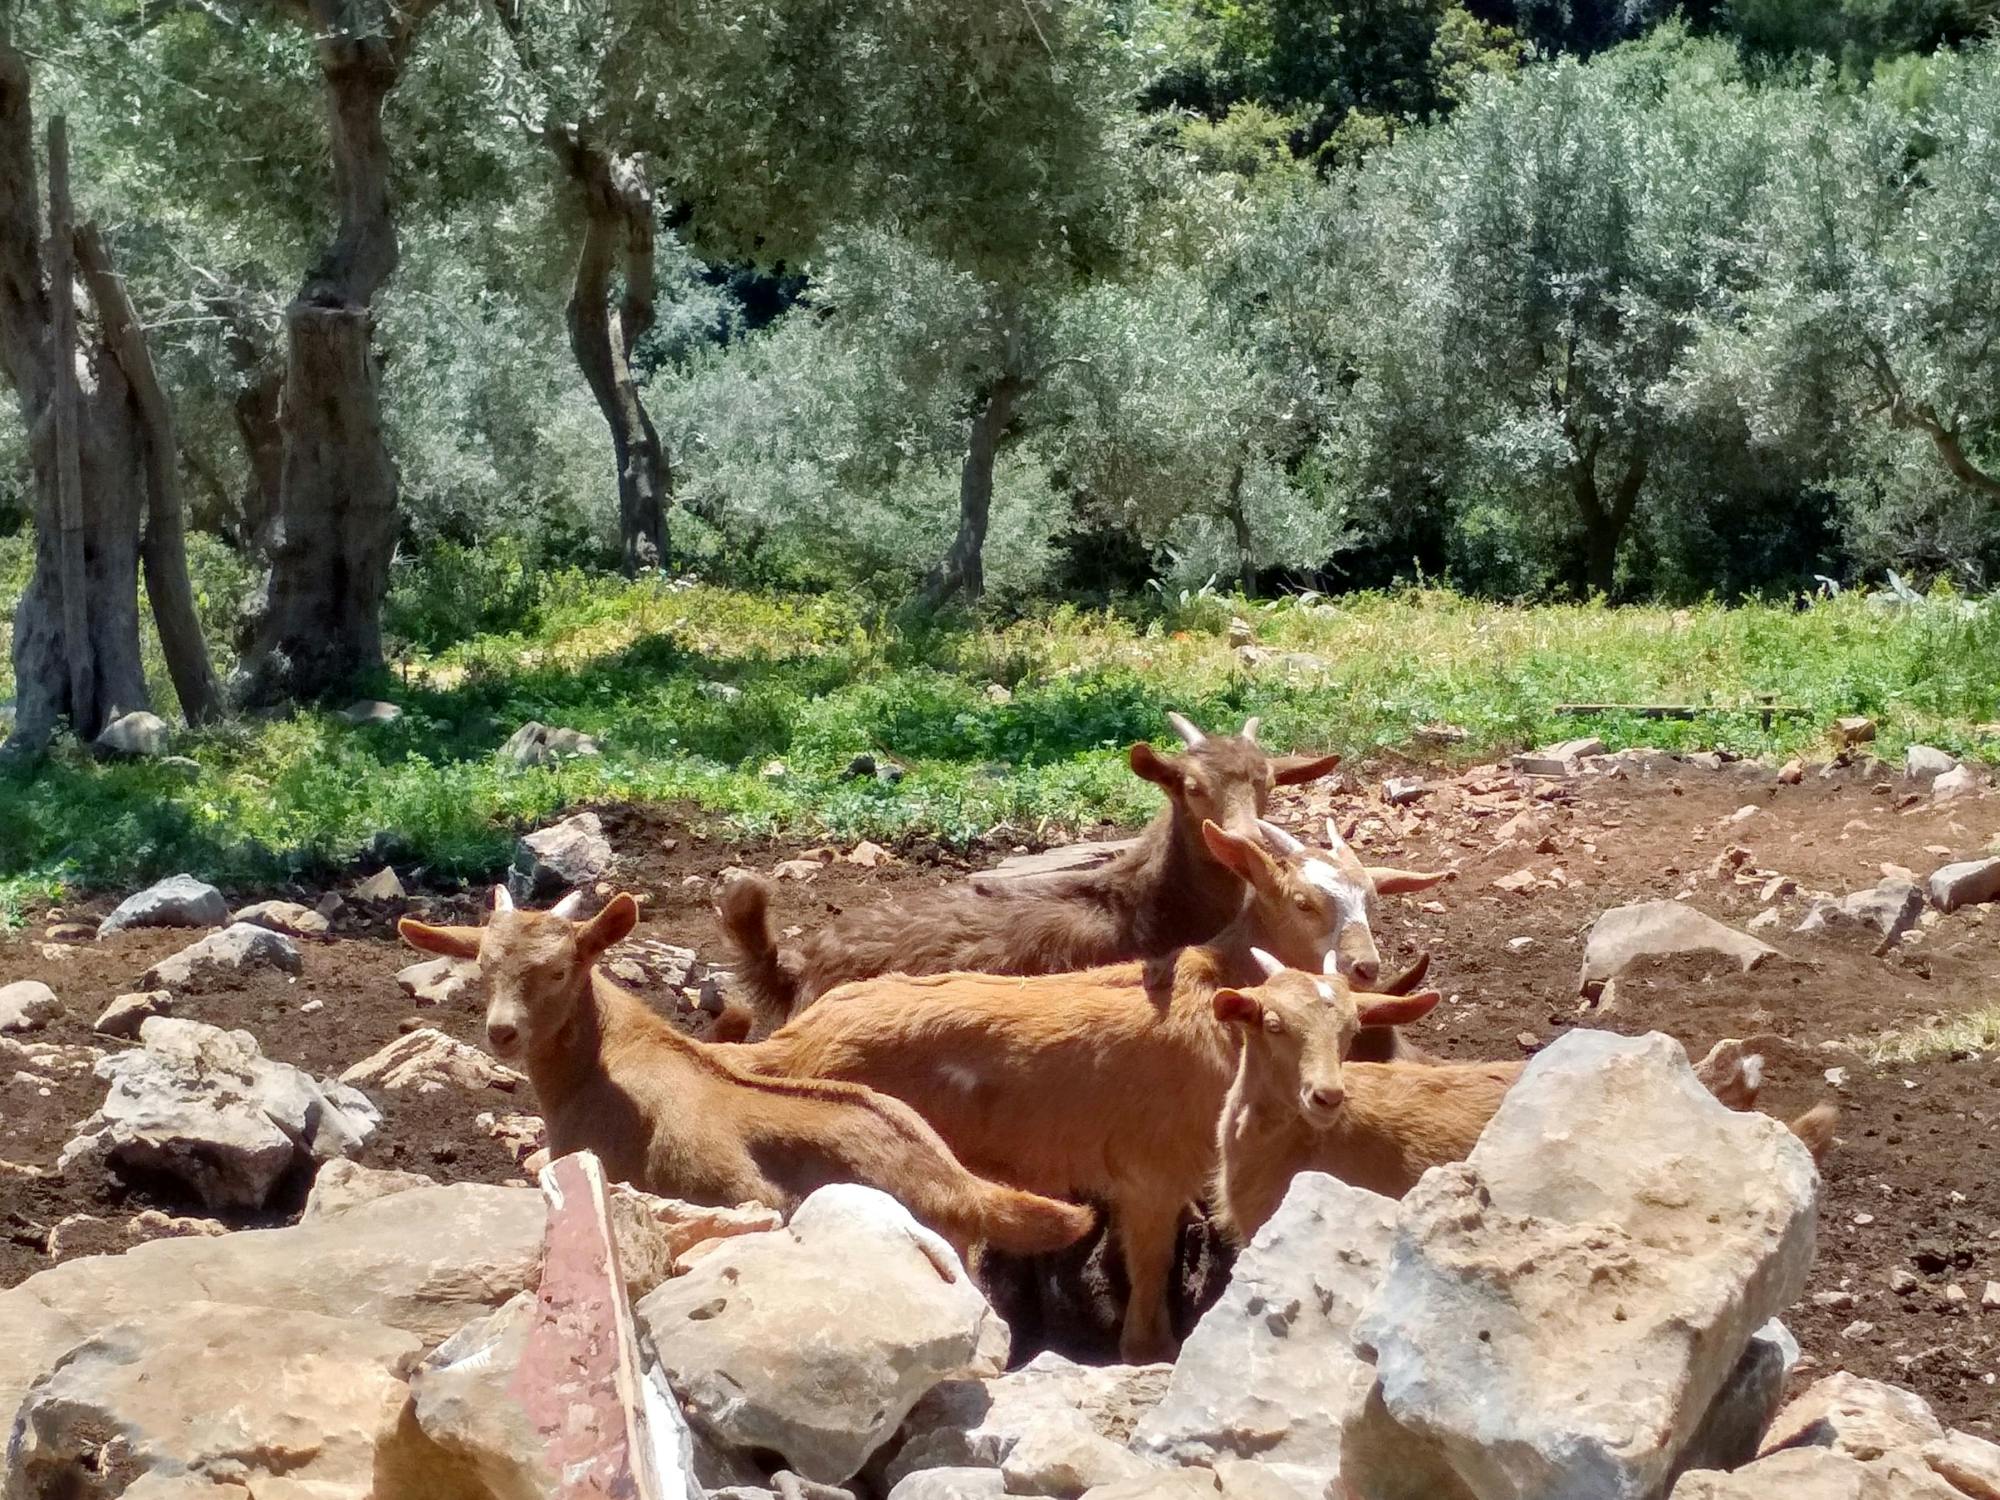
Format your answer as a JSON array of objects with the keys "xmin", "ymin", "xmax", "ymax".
[
  {"xmin": 1843, "ymin": 1007, "xmax": 2000, "ymax": 1064},
  {"xmin": 5, "ymin": 545, "xmax": 2000, "ymax": 923}
]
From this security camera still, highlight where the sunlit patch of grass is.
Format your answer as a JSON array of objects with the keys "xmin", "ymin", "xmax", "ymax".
[
  {"xmin": 5, "ymin": 545, "xmax": 2000, "ymax": 906},
  {"xmin": 1843, "ymin": 1008, "xmax": 2000, "ymax": 1064}
]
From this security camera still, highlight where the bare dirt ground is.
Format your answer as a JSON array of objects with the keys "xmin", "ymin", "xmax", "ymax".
[{"xmin": 2, "ymin": 757, "xmax": 1997, "ymax": 1434}]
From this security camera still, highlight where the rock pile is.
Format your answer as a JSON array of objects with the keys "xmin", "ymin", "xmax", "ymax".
[{"xmin": 5, "ymin": 1032, "xmax": 1987, "ymax": 1500}]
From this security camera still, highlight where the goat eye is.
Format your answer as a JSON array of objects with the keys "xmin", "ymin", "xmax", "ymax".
[
  {"xmin": 1294, "ymin": 894, "xmax": 1313, "ymax": 911},
  {"xmin": 1184, "ymin": 779, "xmax": 1205, "ymax": 797}
]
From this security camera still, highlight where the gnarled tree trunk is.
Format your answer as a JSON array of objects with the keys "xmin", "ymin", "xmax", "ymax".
[
  {"xmin": 0, "ymin": 71, "xmax": 153, "ymax": 751},
  {"xmin": 211, "ymin": 294, "xmax": 285, "ymax": 554},
  {"xmin": 559, "ymin": 136, "xmax": 667, "ymax": 576},
  {"xmin": 238, "ymin": 0, "xmax": 438, "ymax": 705},
  {"xmin": 1570, "ymin": 439, "xmax": 1648, "ymax": 601},
  {"xmin": 922, "ymin": 376, "xmax": 1021, "ymax": 609}
]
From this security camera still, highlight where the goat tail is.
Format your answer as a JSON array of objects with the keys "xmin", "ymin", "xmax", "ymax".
[
  {"xmin": 1788, "ymin": 1101, "xmax": 1839, "ymax": 1165},
  {"xmin": 936, "ymin": 1178, "xmax": 1097, "ymax": 1257},
  {"xmin": 716, "ymin": 873, "xmax": 801, "ymax": 1031}
]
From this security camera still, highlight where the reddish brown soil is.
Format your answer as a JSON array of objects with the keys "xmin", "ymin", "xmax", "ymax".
[{"xmin": 2, "ymin": 761, "xmax": 1997, "ymax": 1434}]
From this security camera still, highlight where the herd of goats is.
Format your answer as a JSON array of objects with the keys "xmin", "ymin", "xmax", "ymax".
[{"xmin": 398, "ymin": 713, "xmax": 1836, "ymax": 1365}]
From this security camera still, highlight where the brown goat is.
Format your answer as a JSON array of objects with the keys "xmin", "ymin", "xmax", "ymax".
[
  {"xmin": 719, "ymin": 834, "xmax": 1442, "ymax": 1362},
  {"xmin": 397, "ymin": 890, "xmax": 1095, "ymax": 1263},
  {"xmin": 1211, "ymin": 978, "xmax": 1841, "ymax": 1244},
  {"xmin": 717, "ymin": 713, "xmax": 1344, "ymax": 1032}
]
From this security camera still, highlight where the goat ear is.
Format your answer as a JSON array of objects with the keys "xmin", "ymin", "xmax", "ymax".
[
  {"xmin": 1200, "ymin": 820, "xmax": 1276, "ymax": 887},
  {"xmin": 576, "ymin": 892, "xmax": 640, "ymax": 958},
  {"xmin": 1212, "ymin": 989, "xmax": 1264, "ymax": 1027},
  {"xmin": 1355, "ymin": 988, "xmax": 1441, "ymax": 1028},
  {"xmin": 1128, "ymin": 742, "xmax": 1185, "ymax": 790},
  {"xmin": 398, "ymin": 918, "xmax": 482, "ymax": 960},
  {"xmin": 1271, "ymin": 752, "xmax": 1341, "ymax": 786},
  {"xmin": 1367, "ymin": 865, "xmax": 1455, "ymax": 895}
]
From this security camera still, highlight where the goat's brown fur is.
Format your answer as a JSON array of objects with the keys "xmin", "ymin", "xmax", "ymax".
[
  {"xmin": 717, "ymin": 718, "xmax": 1343, "ymax": 1032},
  {"xmin": 1213, "ymin": 982, "xmax": 1841, "ymax": 1244},
  {"xmin": 719, "ymin": 845, "xmax": 1440, "ymax": 1362},
  {"xmin": 398, "ymin": 896, "xmax": 1095, "ymax": 1261}
]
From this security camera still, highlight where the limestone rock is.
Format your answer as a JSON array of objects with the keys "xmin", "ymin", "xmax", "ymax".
[
  {"xmin": 1079, "ymin": 1473, "xmax": 1224, "ymax": 1500},
  {"xmin": 1923, "ymin": 1431, "xmax": 2000, "ymax": 1499},
  {"xmin": 142, "ymin": 921, "xmax": 301, "ymax": 988},
  {"xmin": 396, "ymin": 956, "xmax": 482, "ymax": 1006},
  {"xmin": 1579, "ymin": 899, "xmax": 1778, "ymax": 995},
  {"xmin": 604, "ymin": 1185, "xmax": 782, "ymax": 1295},
  {"xmin": 339, "ymin": 1027, "xmax": 524, "ymax": 1094},
  {"xmin": 1832, "ymin": 716, "xmax": 1878, "ymax": 748},
  {"xmin": 1933, "ymin": 764, "xmax": 1981, "ymax": 801},
  {"xmin": 1797, "ymin": 881, "xmax": 1925, "ymax": 942},
  {"xmin": 1761, "ymin": 1373, "xmax": 1945, "ymax": 1461},
  {"xmin": 888, "ymin": 1469, "xmax": 1008, "ymax": 1500},
  {"xmin": 94, "ymin": 709, "xmax": 170, "ymax": 758},
  {"xmin": 0, "ymin": 978, "xmax": 61, "ymax": 1034},
  {"xmin": 1134, "ymin": 1172, "xmax": 1396, "ymax": 1476},
  {"xmin": 1670, "ymin": 1320, "xmax": 1799, "ymax": 1482},
  {"xmin": 891, "ymin": 1353, "xmax": 1169, "ymax": 1487},
  {"xmin": 303, "ymin": 1158, "xmax": 441, "ymax": 1222},
  {"xmin": 1927, "ymin": 857, "xmax": 2000, "ymax": 914},
  {"xmin": 1907, "ymin": 745, "xmax": 1959, "ymax": 781},
  {"xmin": 0, "ymin": 1179, "xmax": 545, "ymax": 1426},
  {"xmin": 1002, "ymin": 1425, "xmax": 1156, "ymax": 1498},
  {"xmin": 2, "ymin": 1300, "xmax": 455, "ymax": 1500},
  {"xmin": 1350, "ymin": 1030, "xmax": 1821, "ymax": 1500},
  {"xmin": 98, "ymin": 874, "xmax": 229, "ymax": 937},
  {"xmin": 92, "ymin": 989, "xmax": 172, "ymax": 1038},
  {"xmin": 636, "ymin": 1184, "xmax": 1005, "ymax": 1484},
  {"xmin": 1514, "ymin": 737, "xmax": 1605, "ymax": 776},
  {"xmin": 512, "ymin": 810, "xmax": 615, "ymax": 899},
  {"xmin": 60, "ymin": 1016, "xmax": 381, "ymax": 1209},
  {"xmin": 232, "ymin": 898, "xmax": 333, "ymax": 939},
  {"xmin": 354, "ymin": 865, "xmax": 407, "ymax": 902},
  {"xmin": 1673, "ymin": 1447, "xmax": 1963, "ymax": 1499},
  {"xmin": 501, "ymin": 720, "xmax": 602, "ymax": 767}
]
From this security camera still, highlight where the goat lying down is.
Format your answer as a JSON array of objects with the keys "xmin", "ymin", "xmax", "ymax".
[
  {"xmin": 398, "ymin": 890, "xmax": 1095, "ymax": 1263},
  {"xmin": 719, "ymin": 822, "xmax": 1444, "ymax": 1363},
  {"xmin": 718, "ymin": 713, "xmax": 1348, "ymax": 1032},
  {"xmin": 1210, "ymin": 956, "xmax": 1842, "ymax": 1243}
]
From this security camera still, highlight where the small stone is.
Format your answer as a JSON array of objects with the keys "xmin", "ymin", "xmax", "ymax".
[
  {"xmin": 1943, "ymin": 1284, "xmax": 1968, "ymax": 1306},
  {"xmin": 1746, "ymin": 909, "xmax": 1780, "ymax": 932},
  {"xmin": 1384, "ymin": 777, "xmax": 1428, "ymax": 805},
  {"xmin": 1759, "ymin": 875, "xmax": 1796, "ymax": 902},
  {"xmin": 1493, "ymin": 868, "xmax": 1538, "ymax": 893},
  {"xmin": 1982, "ymin": 1281, "xmax": 2000, "ymax": 1309},
  {"xmin": 353, "ymin": 866, "xmax": 406, "ymax": 902},
  {"xmin": 395, "ymin": 957, "xmax": 480, "ymax": 1007},
  {"xmin": 499, "ymin": 721, "xmax": 601, "ymax": 768},
  {"xmin": 985, "ymin": 683, "xmax": 1013, "ymax": 704},
  {"xmin": 1797, "ymin": 881, "xmax": 1924, "ymax": 942},
  {"xmin": 1889, "ymin": 1267, "xmax": 1920, "ymax": 1295},
  {"xmin": 847, "ymin": 841, "xmax": 891, "ymax": 868},
  {"xmin": 44, "ymin": 922, "xmax": 93, "ymax": 943},
  {"xmin": 699, "ymin": 680, "xmax": 743, "ymax": 703},
  {"xmin": 1777, "ymin": 758, "xmax": 1804, "ymax": 785},
  {"xmin": 94, "ymin": 709, "xmax": 170, "ymax": 758},
  {"xmin": 761, "ymin": 759, "xmax": 788, "ymax": 780},
  {"xmin": 93, "ymin": 991, "xmax": 172, "ymax": 1038},
  {"xmin": 339, "ymin": 1029, "xmax": 523, "ymax": 1094},
  {"xmin": 841, "ymin": 753, "xmax": 878, "ymax": 781},
  {"xmin": 0, "ymin": 980, "xmax": 62, "ymax": 1034},
  {"xmin": 1934, "ymin": 763, "xmax": 1981, "ymax": 801},
  {"xmin": 337, "ymin": 699, "xmax": 402, "ymax": 727},
  {"xmin": 1906, "ymin": 744, "xmax": 1959, "ymax": 781},
  {"xmin": 1810, "ymin": 1290, "xmax": 1855, "ymax": 1311},
  {"xmin": 1506, "ymin": 936, "xmax": 1536, "ymax": 954},
  {"xmin": 98, "ymin": 874, "xmax": 230, "ymax": 938},
  {"xmin": 144, "ymin": 923, "xmax": 301, "ymax": 989},
  {"xmin": 511, "ymin": 811, "xmax": 614, "ymax": 900},
  {"xmin": 231, "ymin": 899, "xmax": 332, "ymax": 940},
  {"xmin": 1928, "ymin": 856, "xmax": 2000, "ymax": 913},
  {"xmin": 1831, "ymin": 716, "xmax": 1877, "ymax": 747},
  {"xmin": 1727, "ymin": 804, "xmax": 1760, "ymax": 823},
  {"xmin": 773, "ymin": 859, "xmax": 823, "ymax": 882}
]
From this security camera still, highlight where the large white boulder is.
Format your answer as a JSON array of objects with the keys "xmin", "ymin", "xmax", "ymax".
[
  {"xmin": 1347, "ymin": 1030, "xmax": 1821, "ymax": 1500},
  {"xmin": 2, "ymin": 1301, "xmax": 462, "ymax": 1500},
  {"xmin": 635, "ymin": 1184, "xmax": 1006, "ymax": 1484},
  {"xmin": 340, "ymin": 1027, "xmax": 524, "ymax": 1094},
  {"xmin": 60, "ymin": 1016, "xmax": 381, "ymax": 1209},
  {"xmin": 1132, "ymin": 1172, "xmax": 1397, "ymax": 1479},
  {"xmin": 0, "ymin": 1179, "xmax": 545, "ymax": 1430},
  {"xmin": 511, "ymin": 810, "xmax": 616, "ymax": 899},
  {"xmin": 0, "ymin": 979, "xmax": 61, "ymax": 1034},
  {"xmin": 98, "ymin": 874, "xmax": 229, "ymax": 937},
  {"xmin": 1578, "ymin": 900, "xmax": 1777, "ymax": 995},
  {"xmin": 1797, "ymin": 881, "xmax": 1925, "ymax": 942}
]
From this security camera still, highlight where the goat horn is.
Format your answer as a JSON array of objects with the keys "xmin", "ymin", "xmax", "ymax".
[
  {"xmin": 1248, "ymin": 946, "xmax": 1284, "ymax": 979},
  {"xmin": 1377, "ymin": 952, "xmax": 1432, "ymax": 995},
  {"xmin": 1324, "ymin": 817, "xmax": 1347, "ymax": 849},
  {"xmin": 550, "ymin": 891, "xmax": 584, "ymax": 919},
  {"xmin": 1256, "ymin": 819, "xmax": 1304, "ymax": 856},
  {"xmin": 1165, "ymin": 712, "xmax": 1207, "ymax": 748},
  {"xmin": 1241, "ymin": 715, "xmax": 1261, "ymax": 743},
  {"xmin": 492, "ymin": 885, "xmax": 513, "ymax": 914}
]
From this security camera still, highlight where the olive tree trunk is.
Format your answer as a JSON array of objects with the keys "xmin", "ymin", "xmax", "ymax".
[
  {"xmin": 557, "ymin": 137, "xmax": 667, "ymax": 576},
  {"xmin": 237, "ymin": 0, "xmax": 439, "ymax": 705},
  {"xmin": 921, "ymin": 376, "xmax": 1022, "ymax": 609},
  {"xmin": 1569, "ymin": 439, "xmax": 1648, "ymax": 601},
  {"xmin": 0, "ymin": 67, "xmax": 155, "ymax": 751}
]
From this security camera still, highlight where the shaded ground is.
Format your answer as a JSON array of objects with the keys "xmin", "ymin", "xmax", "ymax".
[{"xmin": 2, "ymin": 758, "xmax": 1997, "ymax": 1433}]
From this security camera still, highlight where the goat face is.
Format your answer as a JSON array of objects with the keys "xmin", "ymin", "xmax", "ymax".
[
  {"xmin": 1128, "ymin": 713, "xmax": 1341, "ymax": 849},
  {"xmin": 1214, "ymin": 961, "xmax": 1442, "ymax": 1125},
  {"xmin": 1200, "ymin": 820, "xmax": 1382, "ymax": 982},
  {"xmin": 400, "ymin": 890, "xmax": 638, "ymax": 1061}
]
